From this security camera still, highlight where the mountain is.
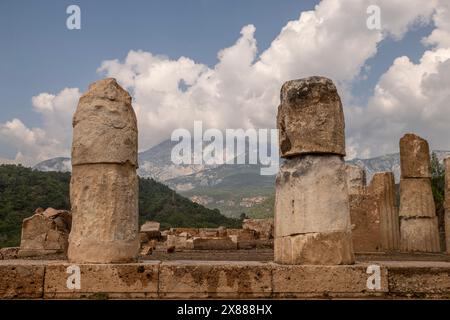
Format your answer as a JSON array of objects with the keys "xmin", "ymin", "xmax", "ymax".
[
  {"xmin": 32, "ymin": 139, "xmax": 450, "ymax": 218},
  {"xmin": 348, "ymin": 150, "xmax": 450, "ymax": 182},
  {"xmin": 0, "ymin": 164, "xmax": 240, "ymax": 248}
]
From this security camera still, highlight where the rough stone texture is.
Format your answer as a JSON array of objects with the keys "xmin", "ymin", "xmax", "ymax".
[
  {"xmin": 445, "ymin": 157, "xmax": 450, "ymax": 209},
  {"xmin": 369, "ymin": 172, "xmax": 400, "ymax": 251},
  {"xmin": 277, "ymin": 76, "xmax": 345, "ymax": 157},
  {"xmin": 275, "ymin": 155, "xmax": 351, "ymax": 237},
  {"xmin": 445, "ymin": 210, "xmax": 450, "ymax": 254},
  {"xmin": 192, "ymin": 237, "xmax": 237, "ymax": 250},
  {"xmin": 0, "ymin": 247, "xmax": 19, "ymax": 260},
  {"xmin": 0, "ymin": 262, "xmax": 45, "ymax": 298},
  {"xmin": 2, "ymin": 260, "xmax": 450, "ymax": 299},
  {"xmin": 385, "ymin": 261, "xmax": 450, "ymax": 298},
  {"xmin": 159, "ymin": 261, "xmax": 272, "ymax": 298},
  {"xmin": 71, "ymin": 78, "xmax": 138, "ymax": 166},
  {"xmin": 68, "ymin": 164, "xmax": 139, "ymax": 263},
  {"xmin": 272, "ymin": 263, "xmax": 388, "ymax": 298},
  {"xmin": 399, "ymin": 133, "xmax": 431, "ymax": 179},
  {"xmin": 44, "ymin": 262, "xmax": 159, "ymax": 299},
  {"xmin": 68, "ymin": 78, "xmax": 139, "ymax": 263},
  {"xmin": 400, "ymin": 217, "xmax": 441, "ymax": 252},
  {"xmin": 141, "ymin": 221, "xmax": 160, "ymax": 232},
  {"xmin": 274, "ymin": 231, "xmax": 354, "ymax": 265},
  {"xmin": 243, "ymin": 218, "xmax": 274, "ymax": 240},
  {"xmin": 346, "ymin": 164, "xmax": 366, "ymax": 195},
  {"xmin": 349, "ymin": 193, "xmax": 382, "ymax": 252},
  {"xmin": 399, "ymin": 178, "xmax": 436, "ymax": 218},
  {"xmin": 18, "ymin": 209, "xmax": 71, "ymax": 257},
  {"xmin": 166, "ymin": 234, "xmax": 190, "ymax": 250}
]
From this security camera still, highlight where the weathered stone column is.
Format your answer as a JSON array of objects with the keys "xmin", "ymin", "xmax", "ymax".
[
  {"xmin": 274, "ymin": 76, "xmax": 354, "ymax": 265},
  {"xmin": 369, "ymin": 172, "xmax": 400, "ymax": 251},
  {"xmin": 444, "ymin": 157, "xmax": 450, "ymax": 254},
  {"xmin": 399, "ymin": 133, "xmax": 440, "ymax": 252},
  {"xmin": 68, "ymin": 78, "xmax": 139, "ymax": 263},
  {"xmin": 346, "ymin": 166, "xmax": 399, "ymax": 253}
]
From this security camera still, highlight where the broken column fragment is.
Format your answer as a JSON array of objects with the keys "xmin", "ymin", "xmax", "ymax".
[
  {"xmin": 369, "ymin": 172, "xmax": 400, "ymax": 251},
  {"xmin": 347, "ymin": 166, "xmax": 400, "ymax": 253},
  {"xmin": 274, "ymin": 76, "xmax": 354, "ymax": 265},
  {"xmin": 444, "ymin": 157, "xmax": 450, "ymax": 254},
  {"xmin": 68, "ymin": 78, "xmax": 139, "ymax": 263},
  {"xmin": 399, "ymin": 133, "xmax": 440, "ymax": 253}
]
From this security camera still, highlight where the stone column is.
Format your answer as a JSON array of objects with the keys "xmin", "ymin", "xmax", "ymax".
[
  {"xmin": 399, "ymin": 133, "xmax": 440, "ymax": 252},
  {"xmin": 68, "ymin": 78, "xmax": 139, "ymax": 263},
  {"xmin": 369, "ymin": 172, "xmax": 400, "ymax": 251},
  {"xmin": 274, "ymin": 76, "xmax": 354, "ymax": 265},
  {"xmin": 444, "ymin": 157, "xmax": 450, "ymax": 254}
]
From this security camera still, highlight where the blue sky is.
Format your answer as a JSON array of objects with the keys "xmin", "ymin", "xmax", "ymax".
[{"xmin": 1, "ymin": 0, "xmax": 449, "ymax": 164}]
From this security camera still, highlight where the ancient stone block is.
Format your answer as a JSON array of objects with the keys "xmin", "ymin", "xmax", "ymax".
[
  {"xmin": 0, "ymin": 262, "xmax": 45, "ymax": 299},
  {"xmin": 140, "ymin": 221, "xmax": 160, "ymax": 232},
  {"xmin": 159, "ymin": 261, "xmax": 272, "ymax": 298},
  {"xmin": 271, "ymin": 264, "xmax": 388, "ymax": 298},
  {"xmin": 18, "ymin": 209, "xmax": 71, "ymax": 257},
  {"xmin": 275, "ymin": 155, "xmax": 351, "ymax": 237},
  {"xmin": 274, "ymin": 231, "xmax": 354, "ymax": 265},
  {"xmin": 346, "ymin": 164, "xmax": 366, "ymax": 195},
  {"xmin": 243, "ymin": 218, "xmax": 274, "ymax": 239},
  {"xmin": 68, "ymin": 78, "xmax": 139, "ymax": 263},
  {"xmin": 71, "ymin": 78, "xmax": 138, "ymax": 166},
  {"xmin": 68, "ymin": 164, "xmax": 139, "ymax": 263},
  {"xmin": 400, "ymin": 217, "xmax": 441, "ymax": 252},
  {"xmin": 349, "ymin": 193, "xmax": 382, "ymax": 252},
  {"xmin": 399, "ymin": 178, "xmax": 436, "ymax": 218},
  {"xmin": 445, "ymin": 157, "xmax": 450, "ymax": 210},
  {"xmin": 277, "ymin": 76, "xmax": 345, "ymax": 157},
  {"xmin": 369, "ymin": 172, "xmax": 400, "ymax": 251},
  {"xmin": 44, "ymin": 262, "xmax": 159, "ymax": 299},
  {"xmin": 446, "ymin": 210, "xmax": 450, "ymax": 254},
  {"xmin": 192, "ymin": 237, "xmax": 237, "ymax": 250},
  {"xmin": 0, "ymin": 247, "xmax": 19, "ymax": 260},
  {"xmin": 399, "ymin": 133, "xmax": 431, "ymax": 178}
]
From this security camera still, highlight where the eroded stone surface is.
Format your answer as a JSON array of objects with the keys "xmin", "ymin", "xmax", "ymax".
[
  {"xmin": 400, "ymin": 217, "xmax": 441, "ymax": 252},
  {"xmin": 69, "ymin": 78, "xmax": 139, "ymax": 263},
  {"xmin": 399, "ymin": 133, "xmax": 431, "ymax": 178},
  {"xmin": 18, "ymin": 209, "xmax": 71, "ymax": 257},
  {"xmin": 0, "ymin": 263, "xmax": 44, "ymax": 298},
  {"xmin": 275, "ymin": 155, "xmax": 351, "ymax": 237},
  {"xmin": 369, "ymin": 172, "xmax": 400, "ymax": 251},
  {"xmin": 274, "ymin": 231, "xmax": 354, "ymax": 265},
  {"xmin": 399, "ymin": 178, "xmax": 436, "ymax": 218},
  {"xmin": 272, "ymin": 263, "xmax": 388, "ymax": 298},
  {"xmin": 346, "ymin": 164, "xmax": 366, "ymax": 195},
  {"xmin": 159, "ymin": 261, "xmax": 272, "ymax": 298},
  {"xmin": 44, "ymin": 262, "xmax": 159, "ymax": 299},
  {"xmin": 68, "ymin": 164, "xmax": 139, "ymax": 263},
  {"xmin": 242, "ymin": 218, "xmax": 274, "ymax": 240},
  {"xmin": 72, "ymin": 78, "xmax": 138, "ymax": 166},
  {"xmin": 277, "ymin": 76, "xmax": 345, "ymax": 157}
]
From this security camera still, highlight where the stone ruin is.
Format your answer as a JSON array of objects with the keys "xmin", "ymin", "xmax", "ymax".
[
  {"xmin": 18, "ymin": 207, "xmax": 72, "ymax": 257},
  {"xmin": 3, "ymin": 76, "xmax": 450, "ymax": 300},
  {"xmin": 68, "ymin": 78, "xmax": 140, "ymax": 263},
  {"xmin": 444, "ymin": 157, "xmax": 450, "ymax": 254},
  {"xmin": 399, "ymin": 133, "xmax": 440, "ymax": 252},
  {"xmin": 274, "ymin": 76, "xmax": 354, "ymax": 265},
  {"xmin": 347, "ymin": 165, "xmax": 400, "ymax": 252},
  {"xmin": 160, "ymin": 220, "xmax": 274, "ymax": 252}
]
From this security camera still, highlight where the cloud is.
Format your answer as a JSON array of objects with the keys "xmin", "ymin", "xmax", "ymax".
[
  {"xmin": 0, "ymin": 0, "xmax": 446, "ymax": 165},
  {"xmin": 347, "ymin": 2, "xmax": 450, "ymax": 158},
  {"xmin": 0, "ymin": 88, "xmax": 80, "ymax": 165}
]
